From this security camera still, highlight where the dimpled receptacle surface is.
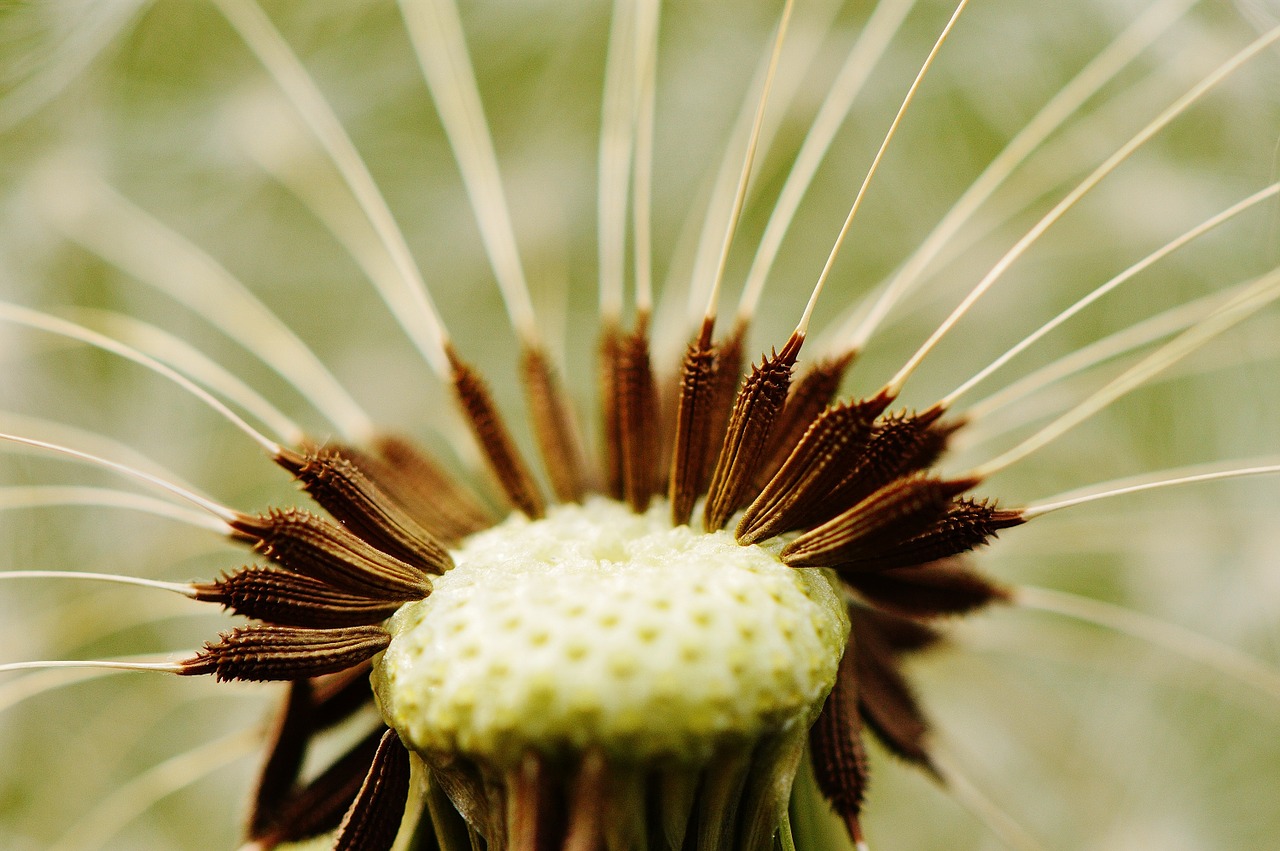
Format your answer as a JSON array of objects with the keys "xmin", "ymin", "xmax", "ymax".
[{"xmin": 373, "ymin": 498, "xmax": 848, "ymax": 767}]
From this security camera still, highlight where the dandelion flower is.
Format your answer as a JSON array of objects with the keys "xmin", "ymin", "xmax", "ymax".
[{"xmin": 2, "ymin": 1, "xmax": 1279, "ymax": 849}]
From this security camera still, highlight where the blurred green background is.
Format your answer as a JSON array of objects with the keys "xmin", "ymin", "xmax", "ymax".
[{"xmin": 1, "ymin": 0, "xmax": 1279, "ymax": 848}]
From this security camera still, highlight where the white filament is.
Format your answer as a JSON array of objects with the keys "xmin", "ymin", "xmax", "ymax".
[
  {"xmin": 0, "ymin": 660, "xmax": 184, "ymax": 675},
  {"xmin": 734, "ymin": 0, "xmax": 918, "ymax": 325},
  {"xmin": 702, "ymin": 0, "xmax": 797, "ymax": 324},
  {"xmin": 632, "ymin": 0, "xmax": 661, "ymax": 316},
  {"xmin": 399, "ymin": 0, "xmax": 539, "ymax": 343},
  {"xmin": 971, "ymin": 268, "xmax": 1280, "ymax": 478},
  {"xmin": 0, "ymin": 485, "xmax": 223, "ymax": 532},
  {"xmin": 76, "ymin": 309, "xmax": 305, "ymax": 446},
  {"xmin": 0, "ymin": 432, "xmax": 240, "ymax": 526},
  {"xmin": 795, "ymin": 0, "xmax": 970, "ymax": 339},
  {"xmin": 0, "ymin": 570, "xmax": 196, "ymax": 597},
  {"xmin": 0, "ymin": 668, "xmax": 124, "ymax": 717},
  {"xmin": 1013, "ymin": 585, "xmax": 1280, "ymax": 704},
  {"xmin": 50, "ymin": 729, "xmax": 258, "ymax": 851},
  {"xmin": 930, "ymin": 742, "xmax": 1049, "ymax": 851},
  {"xmin": 212, "ymin": 0, "xmax": 452, "ymax": 376},
  {"xmin": 36, "ymin": 170, "xmax": 375, "ymax": 442},
  {"xmin": 669, "ymin": 0, "xmax": 846, "ymax": 342},
  {"xmin": 831, "ymin": 0, "xmax": 1202, "ymax": 354},
  {"xmin": 960, "ymin": 279, "xmax": 1261, "ymax": 429},
  {"xmin": 1024, "ymin": 459, "xmax": 1280, "ymax": 518},
  {"xmin": 0, "ymin": 0, "xmax": 148, "ymax": 133},
  {"xmin": 597, "ymin": 0, "xmax": 640, "ymax": 325},
  {"xmin": 0, "ymin": 410, "xmax": 198, "ymax": 490},
  {"xmin": 884, "ymin": 22, "xmax": 1280, "ymax": 397},
  {"xmin": 941, "ymin": 181, "xmax": 1280, "ymax": 407},
  {"xmin": 0, "ymin": 302, "xmax": 282, "ymax": 455}
]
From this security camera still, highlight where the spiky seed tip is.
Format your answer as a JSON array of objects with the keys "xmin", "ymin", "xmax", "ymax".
[
  {"xmin": 193, "ymin": 566, "xmax": 403, "ymax": 628},
  {"xmin": 703, "ymin": 330, "xmax": 803, "ymax": 532},
  {"xmin": 809, "ymin": 637, "xmax": 869, "ymax": 836},
  {"xmin": 372, "ymin": 497, "xmax": 849, "ymax": 769},
  {"xmin": 615, "ymin": 321, "xmax": 661, "ymax": 513},
  {"xmin": 180, "ymin": 624, "xmax": 391, "ymax": 682},
  {"xmin": 230, "ymin": 508, "xmax": 433, "ymax": 601},
  {"xmin": 667, "ymin": 325, "xmax": 721, "ymax": 525},
  {"xmin": 446, "ymin": 343, "xmax": 547, "ymax": 519},
  {"xmin": 522, "ymin": 344, "xmax": 591, "ymax": 504},
  {"xmin": 252, "ymin": 726, "xmax": 387, "ymax": 845},
  {"xmin": 366, "ymin": 435, "xmax": 495, "ymax": 542},
  {"xmin": 333, "ymin": 729, "xmax": 412, "ymax": 851},
  {"xmin": 274, "ymin": 445, "xmax": 454, "ymax": 575}
]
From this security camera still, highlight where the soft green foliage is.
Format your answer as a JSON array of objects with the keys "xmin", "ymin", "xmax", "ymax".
[{"xmin": 1, "ymin": 1, "xmax": 1278, "ymax": 848}]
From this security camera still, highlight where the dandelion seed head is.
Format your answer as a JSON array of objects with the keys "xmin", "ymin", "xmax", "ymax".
[{"xmin": 3, "ymin": 0, "xmax": 1280, "ymax": 847}]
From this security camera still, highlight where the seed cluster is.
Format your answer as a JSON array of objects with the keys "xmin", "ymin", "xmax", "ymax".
[{"xmin": 154, "ymin": 320, "xmax": 1023, "ymax": 849}]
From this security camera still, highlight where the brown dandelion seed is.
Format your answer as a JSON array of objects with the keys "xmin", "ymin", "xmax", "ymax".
[
  {"xmin": 843, "ymin": 557, "xmax": 1012, "ymax": 618},
  {"xmin": 849, "ymin": 605, "xmax": 946, "ymax": 657},
  {"xmin": 193, "ymin": 566, "xmax": 403, "ymax": 628},
  {"xmin": 851, "ymin": 613, "xmax": 937, "ymax": 774},
  {"xmin": 751, "ymin": 351, "xmax": 856, "ymax": 493},
  {"xmin": 736, "ymin": 392, "xmax": 891, "ymax": 544},
  {"xmin": 614, "ymin": 317, "xmax": 662, "ymax": 512},
  {"xmin": 250, "ymin": 680, "xmax": 314, "ymax": 839},
  {"xmin": 179, "ymin": 624, "xmax": 391, "ymax": 682},
  {"xmin": 703, "ymin": 330, "xmax": 803, "ymax": 531},
  {"xmin": 447, "ymin": 343, "xmax": 546, "ymax": 519},
  {"xmin": 522, "ymin": 343, "xmax": 592, "ymax": 504},
  {"xmin": 599, "ymin": 322, "xmax": 625, "ymax": 501},
  {"xmin": 704, "ymin": 320, "xmax": 749, "ymax": 475},
  {"xmin": 361, "ymin": 435, "xmax": 496, "ymax": 543},
  {"xmin": 310, "ymin": 660, "xmax": 379, "ymax": 728},
  {"xmin": 809, "ymin": 636, "xmax": 870, "ymax": 843},
  {"xmin": 251, "ymin": 726, "xmax": 389, "ymax": 847},
  {"xmin": 781, "ymin": 475, "xmax": 978, "ymax": 567},
  {"xmin": 805, "ymin": 405, "xmax": 950, "ymax": 528},
  {"xmin": 668, "ymin": 318, "xmax": 723, "ymax": 525},
  {"xmin": 275, "ymin": 445, "xmax": 454, "ymax": 574},
  {"xmin": 332, "ymin": 729, "xmax": 412, "ymax": 851},
  {"xmin": 231, "ymin": 508, "xmax": 432, "ymax": 600},
  {"xmin": 834, "ymin": 498, "xmax": 1025, "ymax": 573}
]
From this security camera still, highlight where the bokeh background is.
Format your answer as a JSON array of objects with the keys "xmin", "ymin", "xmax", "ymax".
[{"xmin": 1, "ymin": 0, "xmax": 1279, "ymax": 847}]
